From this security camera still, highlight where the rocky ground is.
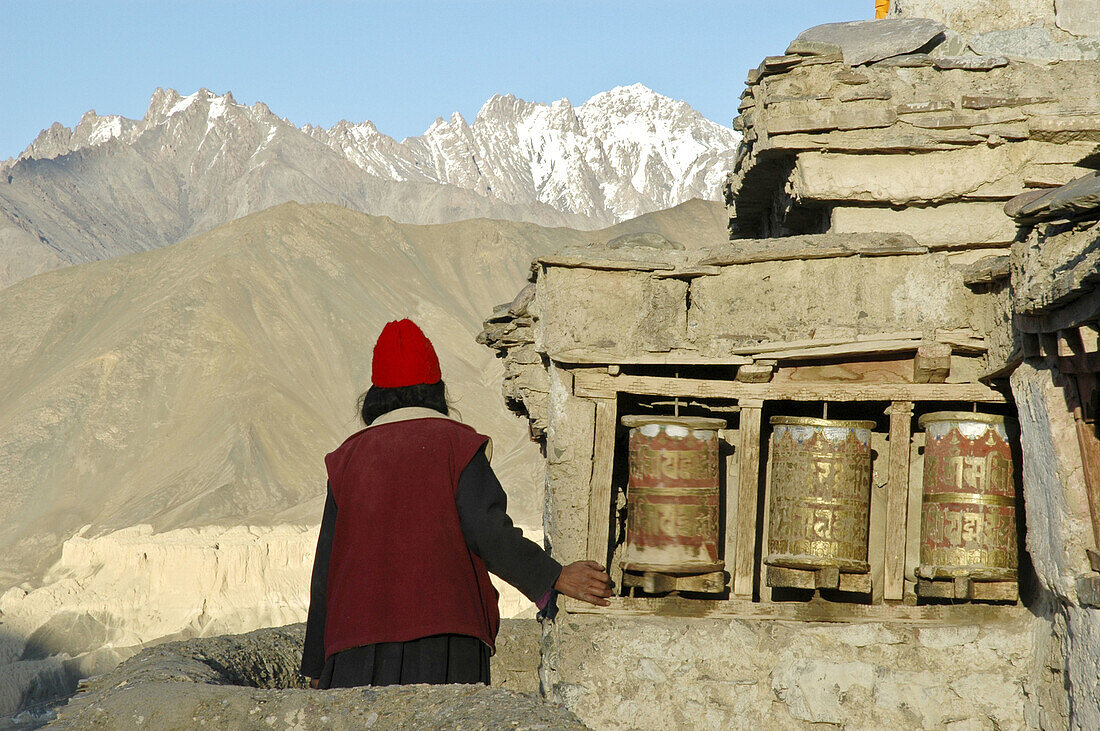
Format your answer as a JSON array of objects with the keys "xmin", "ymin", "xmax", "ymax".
[{"xmin": 38, "ymin": 621, "xmax": 583, "ymax": 730}]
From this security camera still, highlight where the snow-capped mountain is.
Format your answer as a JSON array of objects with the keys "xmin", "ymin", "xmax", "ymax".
[
  {"xmin": 1, "ymin": 85, "xmax": 739, "ymax": 288},
  {"xmin": 302, "ymin": 83, "xmax": 740, "ymax": 222}
]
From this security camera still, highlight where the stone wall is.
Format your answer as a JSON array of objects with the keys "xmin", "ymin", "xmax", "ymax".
[
  {"xmin": 730, "ymin": 25, "xmax": 1100, "ymax": 241},
  {"xmin": 541, "ymin": 611, "xmax": 1057, "ymax": 730},
  {"xmin": 890, "ymin": 0, "xmax": 1100, "ymax": 59},
  {"xmin": 1004, "ymin": 187, "xmax": 1100, "ymax": 728},
  {"xmin": 890, "ymin": 0, "xmax": 1057, "ymax": 36},
  {"xmin": 523, "ymin": 238, "xmax": 995, "ymax": 358},
  {"xmin": 478, "ymin": 13, "xmax": 1100, "ymax": 731},
  {"xmin": 1011, "ymin": 362, "xmax": 1100, "ymax": 728}
]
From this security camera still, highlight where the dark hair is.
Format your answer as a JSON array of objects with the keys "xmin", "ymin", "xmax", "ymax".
[{"xmin": 358, "ymin": 381, "xmax": 449, "ymax": 426}]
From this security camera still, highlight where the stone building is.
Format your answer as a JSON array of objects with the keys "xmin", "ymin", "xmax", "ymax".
[{"xmin": 481, "ymin": 3, "xmax": 1100, "ymax": 728}]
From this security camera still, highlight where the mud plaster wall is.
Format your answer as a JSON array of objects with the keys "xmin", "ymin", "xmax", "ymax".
[{"xmin": 1012, "ymin": 360, "xmax": 1100, "ymax": 728}]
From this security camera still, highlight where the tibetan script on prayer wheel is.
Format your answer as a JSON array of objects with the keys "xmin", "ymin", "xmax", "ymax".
[
  {"xmin": 766, "ymin": 417, "xmax": 874, "ymax": 574},
  {"xmin": 917, "ymin": 412, "xmax": 1017, "ymax": 581},
  {"xmin": 621, "ymin": 415, "xmax": 726, "ymax": 575}
]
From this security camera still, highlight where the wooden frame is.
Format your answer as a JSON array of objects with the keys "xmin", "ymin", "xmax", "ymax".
[
  {"xmin": 561, "ymin": 595, "xmax": 1027, "ymax": 622},
  {"xmin": 571, "ymin": 362, "xmax": 1018, "ymax": 612},
  {"xmin": 573, "ymin": 371, "xmax": 1006, "ymax": 403}
]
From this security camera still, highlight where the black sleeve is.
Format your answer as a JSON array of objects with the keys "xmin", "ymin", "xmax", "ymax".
[
  {"xmin": 300, "ymin": 483, "xmax": 337, "ymax": 678},
  {"xmin": 456, "ymin": 445, "xmax": 562, "ymax": 603}
]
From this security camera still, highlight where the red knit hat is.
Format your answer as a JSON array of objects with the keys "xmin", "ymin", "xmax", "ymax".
[{"xmin": 371, "ymin": 319, "xmax": 442, "ymax": 388}]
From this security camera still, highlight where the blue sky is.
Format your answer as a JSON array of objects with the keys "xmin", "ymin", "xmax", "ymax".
[{"xmin": 2, "ymin": 1, "xmax": 870, "ymax": 160}]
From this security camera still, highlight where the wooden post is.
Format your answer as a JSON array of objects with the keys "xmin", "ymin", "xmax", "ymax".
[
  {"xmin": 913, "ymin": 343, "xmax": 951, "ymax": 383},
  {"xmin": 720, "ymin": 428, "xmax": 740, "ymax": 590},
  {"xmin": 1068, "ymin": 374, "xmax": 1100, "ymax": 559},
  {"xmin": 586, "ymin": 398, "xmax": 617, "ymax": 569},
  {"xmin": 734, "ymin": 400, "xmax": 764, "ymax": 598},
  {"xmin": 905, "ymin": 433, "xmax": 925, "ymax": 602},
  {"xmin": 885, "ymin": 401, "xmax": 914, "ymax": 601},
  {"xmin": 758, "ymin": 434, "xmax": 774, "ymax": 603}
]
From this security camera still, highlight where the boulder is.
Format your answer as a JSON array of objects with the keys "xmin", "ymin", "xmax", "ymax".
[
  {"xmin": 793, "ymin": 18, "xmax": 947, "ymax": 66},
  {"xmin": 50, "ymin": 623, "xmax": 574, "ymax": 730}
]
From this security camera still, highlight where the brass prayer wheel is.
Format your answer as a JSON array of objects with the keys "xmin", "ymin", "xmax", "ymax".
[
  {"xmin": 621, "ymin": 415, "xmax": 726, "ymax": 574},
  {"xmin": 766, "ymin": 417, "xmax": 874, "ymax": 574},
  {"xmin": 917, "ymin": 412, "xmax": 1017, "ymax": 581}
]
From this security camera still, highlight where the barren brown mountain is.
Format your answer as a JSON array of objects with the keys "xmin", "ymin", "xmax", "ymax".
[{"xmin": 0, "ymin": 199, "xmax": 725, "ymax": 717}]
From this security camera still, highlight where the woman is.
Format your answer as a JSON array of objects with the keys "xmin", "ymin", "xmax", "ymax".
[{"xmin": 301, "ymin": 318, "xmax": 612, "ymax": 688}]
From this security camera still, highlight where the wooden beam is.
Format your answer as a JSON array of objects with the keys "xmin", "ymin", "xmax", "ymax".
[
  {"xmin": 586, "ymin": 398, "xmax": 617, "ymax": 568},
  {"xmin": 572, "ymin": 370, "xmax": 1008, "ymax": 403},
  {"xmin": 933, "ymin": 329, "xmax": 989, "ymax": 355},
  {"xmin": 913, "ymin": 343, "xmax": 951, "ymax": 383},
  {"xmin": 915, "ymin": 578, "xmax": 1018, "ymax": 603},
  {"xmin": 728, "ymin": 331, "xmax": 923, "ymax": 355},
  {"xmin": 550, "ymin": 349, "xmax": 752, "ymax": 366},
  {"xmin": 753, "ymin": 338, "xmax": 922, "ymax": 361},
  {"xmin": 972, "ymin": 581, "xmax": 1019, "ymax": 602},
  {"xmin": 734, "ymin": 400, "xmax": 764, "ymax": 597},
  {"xmin": 538, "ymin": 254, "xmax": 675, "ymax": 271},
  {"xmin": 766, "ymin": 565, "xmax": 872, "ymax": 593},
  {"xmin": 561, "ymin": 595, "xmax": 1029, "ymax": 623},
  {"xmin": 885, "ymin": 401, "xmax": 914, "ymax": 601},
  {"xmin": 621, "ymin": 570, "xmax": 727, "ymax": 594}
]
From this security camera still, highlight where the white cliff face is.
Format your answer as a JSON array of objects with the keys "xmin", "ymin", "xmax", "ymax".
[
  {"xmin": 305, "ymin": 83, "xmax": 742, "ymax": 222},
  {"xmin": 1, "ymin": 85, "xmax": 737, "ymax": 289},
  {"xmin": 0, "ymin": 522, "xmax": 542, "ymax": 718}
]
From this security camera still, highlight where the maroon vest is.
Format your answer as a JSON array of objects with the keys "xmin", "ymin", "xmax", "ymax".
[{"xmin": 322, "ymin": 415, "xmax": 499, "ymax": 660}]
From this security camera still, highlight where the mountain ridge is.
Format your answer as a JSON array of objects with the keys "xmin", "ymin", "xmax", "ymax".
[
  {"xmin": 0, "ymin": 197, "xmax": 729, "ymax": 591},
  {"xmin": 0, "ymin": 85, "xmax": 738, "ymax": 288}
]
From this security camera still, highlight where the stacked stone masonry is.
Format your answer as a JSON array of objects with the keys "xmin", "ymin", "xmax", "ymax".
[
  {"xmin": 729, "ymin": 26, "xmax": 1100, "ymax": 246},
  {"xmin": 477, "ymin": 9, "xmax": 1100, "ymax": 730}
]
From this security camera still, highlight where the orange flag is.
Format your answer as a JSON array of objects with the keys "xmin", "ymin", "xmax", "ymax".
[{"xmin": 875, "ymin": 0, "xmax": 890, "ymax": 18}]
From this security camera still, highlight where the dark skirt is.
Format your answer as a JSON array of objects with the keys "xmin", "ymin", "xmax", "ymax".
[{"xmin": 318, "ymin": 633, "xmax": 491, "ymax": 689}]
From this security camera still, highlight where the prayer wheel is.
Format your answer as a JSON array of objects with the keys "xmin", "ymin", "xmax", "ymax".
[
  {"xmin": 621, "ymin": 415, "xmax": 726, "ymax": 574},
  {"xmin": 766, "ymin": 417, "xmax": 874, "ymax": 574},
  {"xmin": 917, "ymin": 412, "xmax": 1017, "ymax": 581}
]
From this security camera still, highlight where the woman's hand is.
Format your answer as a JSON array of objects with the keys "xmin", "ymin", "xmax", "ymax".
[{"xmin": 554, "ymin": 560, "xmax": 613, "ymax": 606}]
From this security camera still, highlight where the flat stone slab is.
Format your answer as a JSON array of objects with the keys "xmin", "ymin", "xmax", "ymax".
[
  {"xmin": 932, "ymin": 55, "xmax": 1010, "ymax": 70},
  {"xmin": 792, "ymin": 18, "xmax": 947, "ymax": 66},
  {"xmin": 1057, "ymin": 0, "xmax": 1100, "ymax": 38},
  {"xmin": 1009, "ymin": 171, "xmax": 1100, "ymax": 222},
  {"xmin": 969, "ymin": 25, "xmax": 1100, "ymax": 62}
]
